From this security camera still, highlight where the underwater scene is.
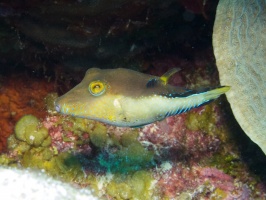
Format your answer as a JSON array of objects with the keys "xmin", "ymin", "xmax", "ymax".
[{"xmin": 0, "ymin": 0, "xmax": 265, "ymax": 199}]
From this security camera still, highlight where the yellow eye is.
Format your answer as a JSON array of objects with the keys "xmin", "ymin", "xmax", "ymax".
[{"xmin": 88, "ymin": 80, "xmax": 106, "ymax": 96}]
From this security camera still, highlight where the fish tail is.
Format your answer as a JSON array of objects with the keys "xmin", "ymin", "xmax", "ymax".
[
  {"xmin": 202, "ymin": 86, "xmax": 230, "ymax": 101},
  {"xmin": 164, "ymin": 86, "xmax": 230, "ymax": 118}
]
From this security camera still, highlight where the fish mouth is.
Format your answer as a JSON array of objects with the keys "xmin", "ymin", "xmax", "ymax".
[
  {"xmin": 55, "ymin": 98, "xmax": 63, "ymax": 113},
  {"xmin": 55, "ymin": 99, "xmax": 81, "ymax": 116},
  {"xmin": 55, "ymin": 103, "xmax": 61, "ymax": 113}
]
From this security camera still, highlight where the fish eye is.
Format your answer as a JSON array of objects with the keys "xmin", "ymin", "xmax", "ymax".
[{"xmin": 88, "ymin": 80, "xmax": 106, "ymax": 96}]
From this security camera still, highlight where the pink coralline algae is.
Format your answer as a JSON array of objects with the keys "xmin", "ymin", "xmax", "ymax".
[
  {"xmin": 42, "ymin": 116, "xmax": 91, "ymax": 154},
  {"xmin": 198, "ymin": 167, "xmax": 235, "ymax": 191},
  {"xmin": 139, "ymin": 107, "xmax": 221, "ymax": 160},
  {"xmin": 156, "ymin": 165, "xmax": 252, "ymax": 199}
]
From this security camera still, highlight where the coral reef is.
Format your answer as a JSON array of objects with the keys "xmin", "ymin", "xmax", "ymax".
[
  {"xmin": 0, "ymin": 51, "xmax": 265, "ymax": 199},
  {"xmin": 139, "ymin": 104, "xmax": 222, "ymax": 160},
  {"xmin": 0, "ymin": 51, "xmax": 265, "ymax": 200},
  {"xmin": 1, "ymin": 98, "xmax": 265, "ymax": 199},
  {"xmin": 0, "ymin": 1, "xmax": 265, "ymax": 199},
  {"xmin": 156, "ymin": 164, "xmax": 255, "ymax": 199},
  {"xmin": 213, "ymin": 0, "xmax": 266, "ymax": 154}
]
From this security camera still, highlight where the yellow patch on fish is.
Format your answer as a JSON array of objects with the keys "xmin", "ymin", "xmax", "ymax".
[{"xmin": 55, "ymin": 68, "xmax": 230, "ymax": 127}]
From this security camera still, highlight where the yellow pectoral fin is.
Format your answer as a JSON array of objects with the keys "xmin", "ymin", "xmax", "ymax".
[{"xmin": 160, "ymin": 68, "xmax": 181, "ymax": 85}]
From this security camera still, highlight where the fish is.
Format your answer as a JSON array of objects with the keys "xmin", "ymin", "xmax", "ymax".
[{"xmin": 55, "ymin": 68, "xmax": 230, "ymax": 127}]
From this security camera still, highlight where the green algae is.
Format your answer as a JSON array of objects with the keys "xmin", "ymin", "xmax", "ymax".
[
  {"xmin": 41, "ymin": 136, "xmax": 52, "ymax": 147},
  {"xmin": 14, "ymin": 115, "xmax": 49, "ymax": 147},
  {"xmin": 106, "ymin": 170, "xmax": 156, "ymax": 200},
  {"xmin": 66, "ymin": 117, "xmax": 94, "ymax": 136},
  {"xmin": 4, "ymin": 115, "xmax": 157, "ymax": 199},
  {"xmin": 177, "ymin": 192, "xmax": 192, "ymax": 200},
  {"xmin": 208, "ymin": 152, "xmax": 244, "ymax": 177},
  {"xmin": 90, "ymin": 123, "xmax": 107, "ymax": 148},
  {"xmin": 44, "ymin": 92, "xmax": 58, "ymax": 114},
  {"xmin": 21, "ymin": 147, "xmax": 85, "ymax": 183},
  {"xmin": 120, "ymin": 130, "xmax": 139, "ymax": 147},
  {"xmin": 15, "ymin": 115, "xmax": 39, "ymax": 141},
  {"xmin": 7, "ymin": 134, "xmax": 31, "ymax": 155},
  {"xmin": 107, "ymin": 182, "xmax": 132, "ymax": 199},
  {"xmin": 25, "ymin": 126, "xmax": 49, "ymax": 146},
  {"xmin": 211, "ymin": 188, "xmax": 227, "ymax": 200},
  {"xmin": 185, "ymin": 104, "xmax": 216, "ymax": 134},
  {"xmin": 22, "ymin": 147, "xmax": 54, "ymax": 169},
  {"xmin": 0, "ymin": 154, "xmax": 15, "ymax": 166}
]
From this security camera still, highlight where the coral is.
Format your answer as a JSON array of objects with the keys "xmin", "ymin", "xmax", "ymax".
[
  {"xmin": 0, "ymin": 61, "xmax": 265, "ymax": 199},
  {"xmin": 213, "ymin": 0, "xmax": 266, "ymax": 154}
]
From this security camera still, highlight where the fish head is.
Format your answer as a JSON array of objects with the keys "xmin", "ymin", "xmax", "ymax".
[{"xmin": 55, "ymin": 68, "xmax": 128, "ymax": 124}]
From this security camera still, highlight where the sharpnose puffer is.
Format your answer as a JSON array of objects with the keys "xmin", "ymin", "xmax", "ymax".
[{"xmin": 55, "ymin": 68, "xmax": 230, "ymax": 127}]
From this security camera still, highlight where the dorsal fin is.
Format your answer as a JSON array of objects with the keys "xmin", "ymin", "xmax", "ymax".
[
  {"xmin": 160, "ymin": 68, "xmax": 181, "ymax": 85},
  {"xmin": 146, "ymin": 68, "xmax": 181, "ymax": 88}
]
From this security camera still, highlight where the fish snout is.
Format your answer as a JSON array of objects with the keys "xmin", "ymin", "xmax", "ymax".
[
  {"xmin": 55, "ymin": 98, "xmax": 62, "ymax": 113},
  {"xmin": 55, "ymin": 102, "xmax": 61, "ymax": 113}
]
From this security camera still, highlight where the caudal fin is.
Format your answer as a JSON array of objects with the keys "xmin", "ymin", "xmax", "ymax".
[
  {"xmin": 203, "ymin": 86, "xmax": 230, "ymax": 101},
  {"xmin": 164, "ymin": 86, "xmax": 230, "ymax": 118}
]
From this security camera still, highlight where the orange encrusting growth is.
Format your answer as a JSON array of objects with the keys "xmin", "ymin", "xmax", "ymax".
[{"xmin": 0, "ymin": 74, "xmax": 54, "ymax": 152}]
